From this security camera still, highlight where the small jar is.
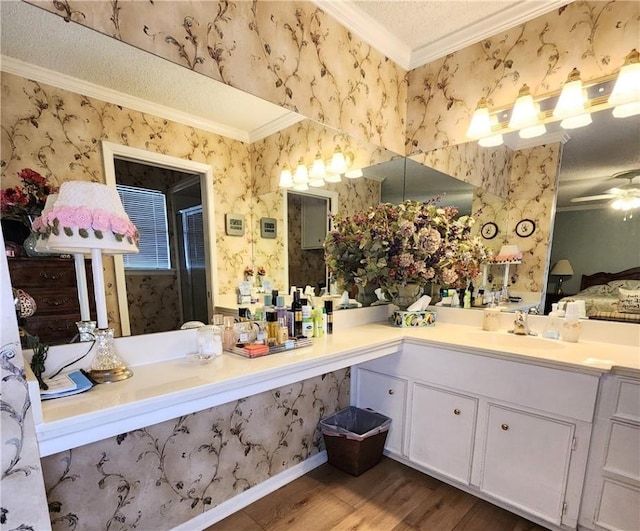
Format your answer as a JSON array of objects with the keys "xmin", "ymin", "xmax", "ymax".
[
  {"xmin": 482, "ymin": 307, "xmax": 500, "ymax": 332},
  {"xmin": 191, "ymin": 324, "xmax": 223, "ymax": 362}
]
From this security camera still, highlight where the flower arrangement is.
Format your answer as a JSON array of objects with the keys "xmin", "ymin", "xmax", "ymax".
[
  {"xmin": 324, "ymin": 200, "xmax": 491, "ymax": 299},
  {"xmin": 244, "ymin": 266, "xmax": 254, "ymax": 280},
  {"xmin": 1, "ymin": 168, "xmax": 58, "ymax": 224},
  {"xmin": 257, "ymin": 266, "xmax": 266, "ymax": 277}
]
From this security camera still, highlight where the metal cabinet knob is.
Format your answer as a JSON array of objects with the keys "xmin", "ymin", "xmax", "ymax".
[
  {"xmin": 388, "ymin": 389, "xmax": 394, "ymax": 395},
  {"xmin": 501, "ymin": 423, "xmax": 509, "ymax": 431},
  {"xmin": 453, "ymin": 409, "xmax": 461, "ymax": 415}
]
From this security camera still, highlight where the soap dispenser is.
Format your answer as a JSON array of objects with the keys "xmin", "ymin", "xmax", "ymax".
[{"xmin": 542, "ymin": 303, "xmax": 561, "ymax": 339}]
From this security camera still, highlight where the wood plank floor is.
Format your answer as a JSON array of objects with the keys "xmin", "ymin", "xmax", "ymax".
[{"xmin": 207, "ymin": 458, "xmax": 549, "ymax": 531}]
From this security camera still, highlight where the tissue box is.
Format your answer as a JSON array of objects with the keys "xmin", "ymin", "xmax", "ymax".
[{"xmin": 391, "ymin": 310, "xmax": 437, "ymax": 327}]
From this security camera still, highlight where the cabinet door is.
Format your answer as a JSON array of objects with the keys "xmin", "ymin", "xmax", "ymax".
[
  {"xmin": 355, "ymin": 368, "xmax": 407, "ymax": 456},
  {"xmin": 481, "ymin": 404, "xmax": 575, "ymax": 525},
  {"xmin": 301, "ymin": 196, "xmax": 327, "ymax": 249},
  {"xmin": 409, "ymin": 383, "xmax": 477, "ymax": 485}
]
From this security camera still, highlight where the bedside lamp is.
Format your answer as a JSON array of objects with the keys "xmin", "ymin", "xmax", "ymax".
[
  {"xmin": 551, "ymin": 259, "xmax": 574, "ymax": 295},
  {"xmin": 43, "ymin": 181, "xmax": 139, "ymax": 383}
]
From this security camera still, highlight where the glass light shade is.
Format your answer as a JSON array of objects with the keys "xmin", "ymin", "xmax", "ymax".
[
  {"xmin": 292, "ymin": 182, "xmax": 309, "ymax": 191},
  {"xmin": 466, "ymin": 98, "xmax": 493, "ymax": 139},
  {"xmin": 329, "ymin": 147, "xmax": 347, "ymax": 174},
  {"xmin": 308, "ymin": 177, "xmax": 325, "ymax": 187},
  {"xmin": 278, "ymin": 165, "xmax": 293, "ymax": 188},
  {"xmin": 553, "ymin": 69, "xmax": 588, "ymax": 118},
  {"xmin": 308, "ymin": 153, "xmax": 326, "ymax": 186},
  {"xmin": 478, "ymin": 134, "xmax": 504, "ymax": 147},
  {"xmin": 609, "ymin": 49, "xmax": 640, "ymax": 107},
  {"xmin": 509, "ymin": 84, "xmax": 539, "ymax": 130},
  {"xmin": 345, "ymin": 169, "xmax": 363, "ymax": 179},
  {"xmin": 612, "ymin": 101, "xmax": 640, "ymax": 118},
  {"xmin": 324, "ymin": 172, "xmax": 342, "ymax": 183},
  {"xmin": 519, "ymin": 123, "xmax": 546, "ymax": 138},
  {"xmin": 560, "ymin": 113, "xmax": 592, "ymax": 129},
  {"xmin": 293, "ymin": 159, "xmax": 308, "ymax": 185},
  {"xmin": 611, "ymin": 196, "xmax": 640, "ymax": 211}
]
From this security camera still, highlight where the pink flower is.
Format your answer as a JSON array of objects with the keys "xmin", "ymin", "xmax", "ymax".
[
  {"xmin": 92, "ymin": 210, "xmax": 111, "ymax": 232},
  {"xmin": 110, "ymin": 216, "xmax": 129, "ymax": 235},
  {"xmin": 31, "ymin": 216, "xmax": 44, "ymax": 232},
  {"xmin": 75, "ymin": 207, "xmax": 92, "ymax": 230},
  {"xmin": 55, "ymin": 206, "xmax": 77, "ymax": 228}
]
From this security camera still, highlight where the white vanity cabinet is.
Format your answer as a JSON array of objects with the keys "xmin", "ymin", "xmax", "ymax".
[
  {"xmin": 580, "ymin": 373, "xmax": 640, "ymax": 531},
  {"xmin": 352, "ymin": 342, "xmax": 601, "ymax": 530}
]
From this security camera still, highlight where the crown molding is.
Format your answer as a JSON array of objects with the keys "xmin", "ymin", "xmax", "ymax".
[
  {"xmin": 1, "ymin": 55, "xmax": 251, "ymax": 143},
  {"xmin": 249, "ymin": 112, "xmax": 305, "ymax": 143},
  {"xmin": 409, "ymin": 0, "xmax": 569, "ymax": 69},
  {"xmin": 312, "ymin": 0, "xmax": 412, "ymax": 70}
]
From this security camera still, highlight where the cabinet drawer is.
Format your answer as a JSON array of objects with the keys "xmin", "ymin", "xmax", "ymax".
[
  {"xmin": 30, "ymin": 288, "xmax": 82, "ymax": 315},
  {"xmin": 596, "ymin": 479, "xmax": 640, "ymax": 531},
  {"xmin": 614, "ymin": 379, "xmax": 640, "ymax": 423},
  {"xmin": 355, "ymin": 368, "xmax": 407, "ymax": 456},
  {"xmin": 409, "ymin": 383, "xmax": 477, "ymax": 485},
  {"xmin": 604, "ymin": 421, "xmax": 640, "ymax": 482},
  {"xmin": 25, "ymin": 315, "xmax": 80, "ymax": 344},
  {"xmin": 9, "ymin": 258, "xmax": 78, "ymax": 287}
]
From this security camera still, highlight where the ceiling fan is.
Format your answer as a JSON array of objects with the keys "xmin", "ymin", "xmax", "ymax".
[{"xmin": 570, "ymin": 170, "xmax": 640, "ymax": 210}]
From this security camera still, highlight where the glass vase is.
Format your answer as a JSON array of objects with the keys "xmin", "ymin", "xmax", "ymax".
[{"xmin": 388, "ymin": 283, "xmax": 423, "ymax": 311}]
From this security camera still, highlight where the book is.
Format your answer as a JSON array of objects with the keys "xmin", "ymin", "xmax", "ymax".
[{"xmin": 41, "ymin": 370, "xmax": 95, "ymax": 400}]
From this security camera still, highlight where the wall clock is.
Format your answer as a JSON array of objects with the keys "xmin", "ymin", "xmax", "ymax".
[
  {"xmin": 515, "ymin": 218, "xmax": 536, "ymax": 238},
  {"xmin": 481, "ymin": 222, "xmax": 498, "ymax": 239}
]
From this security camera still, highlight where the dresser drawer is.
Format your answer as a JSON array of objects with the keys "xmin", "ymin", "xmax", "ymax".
[
  {"xmin": 604, "ymin": 421, "xmax": 640, "ymax": 482},
  {"xmin": 9, "ymin": 258, "xmax": 79, "ymax": 288},
  {"xmin": 30, "ymin": 288, "xmax": 83, "ymax": 315},
  {"xmin": 25, "ymin": 315, "xmax": 80, "ymax": 344}
]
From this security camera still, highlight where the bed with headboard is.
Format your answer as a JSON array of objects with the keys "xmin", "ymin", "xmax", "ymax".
[{"xmin": 559, "ymin": 266, "xmax": 640, "ymax": 323}]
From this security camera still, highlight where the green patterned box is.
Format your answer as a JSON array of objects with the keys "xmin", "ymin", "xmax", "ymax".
[{"xmin": 391, "ymin": 310, "xmax": 437, "ymax": 327}]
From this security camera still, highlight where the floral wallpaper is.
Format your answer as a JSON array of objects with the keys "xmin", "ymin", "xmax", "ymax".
[
  {"xmin": 406, "ymin": 0, "xmax": 640, "ymax": 154},
  {"xmin": 29, "ymin": 0, "xmax": 407, "ymax": 155},
  {"xmin": 0, "ymin": 72, "xmax": 252, "ymax": 335},
  {"xmin": 41, "ymin": 368, "xmax": 350, "ymax": 530},
  {"xmin": 0, "ymin": 242, "xmax": 51, "ymax": 530}
]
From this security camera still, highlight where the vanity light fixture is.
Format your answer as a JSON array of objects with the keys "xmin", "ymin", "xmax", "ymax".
[
  {"xmin": 468, "ymin": 49, "xmax": 640, "ymax": 146},
  {"xmin": 278, "ymin": 145, "xmax": 358, "ymax": 188}
]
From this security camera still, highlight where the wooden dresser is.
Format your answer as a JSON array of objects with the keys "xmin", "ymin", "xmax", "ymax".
[{"xmin": 7, "ymin": 256, "xmax": 94, "ymax": 345}]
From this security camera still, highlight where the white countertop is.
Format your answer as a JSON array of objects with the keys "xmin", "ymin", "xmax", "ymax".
[{"xmin": 29, "ymin": 312, "xmax": 640, "ymax": 457}]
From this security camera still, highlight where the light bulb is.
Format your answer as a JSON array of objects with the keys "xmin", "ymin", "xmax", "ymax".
[
  {"xmin": 329, "ymin": 147, "xmax": 347, "ymax": 174},
  {"xmin": 308, "ymin": 152, "xmax": 326, "ymax": 187},
  {"xmin": 293, "ymin": 158, "xmax": 308, "ymax": 185}
]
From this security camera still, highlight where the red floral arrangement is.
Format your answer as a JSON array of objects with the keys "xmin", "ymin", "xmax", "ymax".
[{"xmin": 1, "ymin": 168, "xmax": 58, "ymax": 224}]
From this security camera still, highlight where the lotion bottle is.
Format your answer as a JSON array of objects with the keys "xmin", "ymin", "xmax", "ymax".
[{"xmin": 542, "ymin": 303, "xmax": 561, "ymax": 339}]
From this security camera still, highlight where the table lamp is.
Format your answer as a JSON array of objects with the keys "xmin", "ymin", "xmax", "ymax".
[
  {"xmin": 33, "ymin": 194, "xmax": 95, "ymax": 342},
  {"xmin": 551, "ymin": 259, "xmax": 574, "ymax": 295},
  {"xmin": 43, "ymin": 181, "xmax": 139, "ymax": 383}
]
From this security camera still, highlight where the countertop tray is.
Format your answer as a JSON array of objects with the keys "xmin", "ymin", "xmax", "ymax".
[{"xmin": 229, "ymin": 337, "xmax": 314, "ymax": 358}]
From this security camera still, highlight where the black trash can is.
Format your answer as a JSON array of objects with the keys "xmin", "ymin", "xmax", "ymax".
[{"xmin": 319, "ymin": 406, "xmax": 391, "ymax": 476}]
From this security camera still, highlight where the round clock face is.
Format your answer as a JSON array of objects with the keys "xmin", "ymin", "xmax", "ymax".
[
  {"xmin": 481, "ymin": 222, "xmax": 498, "ymax": 239},
  {"xmin": 515, "ymin": 218, "xmax": 536, "ymax": 238}
]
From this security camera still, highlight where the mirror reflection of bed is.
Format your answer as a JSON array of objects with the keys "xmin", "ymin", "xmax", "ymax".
[{"xmin": 555, "ymin": 267, "xmax": 640, "ymax": 323}]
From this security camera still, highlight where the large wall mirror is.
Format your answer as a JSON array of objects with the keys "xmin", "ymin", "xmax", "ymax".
[{"xmin": 3, "ymin": 1, "xmax": 638, "ymax": 343}]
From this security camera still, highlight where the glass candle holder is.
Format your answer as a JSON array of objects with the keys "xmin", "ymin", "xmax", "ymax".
[
  {"xmin": 90, "ymin": 328, "xmax": 133, "ymax": 383},
  {"xmin": 75, "ymin": 320, "xmax": 96, "ymax": 342}
]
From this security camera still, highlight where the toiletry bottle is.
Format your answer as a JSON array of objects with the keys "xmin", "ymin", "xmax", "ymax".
[
  {"xmin": 266, "ymin": 311, "xmax": 278, "ymax": 345},
  {"xmin": 292, "ymin": 289, "xmax": 303, "ymax": 337},
  {"xmin": 324, "ymin": 300, "xmax": 333, "ymax": 334},
  {"xmin": 222, "ymin": 316, "xmax": 235, "ymax": 350},
  {"xmin": 277, "ymin": 317, "xmax": 289, "ymax": 344},
  {"xmin": 463, "ymin": 289, "xmax": 471, "ymax": 309},
  {"xmin": 451, "ymin": 290, "xmax": 460, "ymax": 307},
  {"xmin": 542, "ymin": 303, "xmax": 561, "ymax": 339},
  {"xmin": 313, "ymin": 305, "xmax": 324, "ymax": 337},
  {"xmin": 562, "ymin": 301, "xmax": 582, "ymax": 342},
  {"xmin": 302, "ymin": 304, "xmax": 314, "ymax": 338}
]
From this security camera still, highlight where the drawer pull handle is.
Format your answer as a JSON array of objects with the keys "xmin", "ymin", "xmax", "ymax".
[
  {"xmin": 388, "ymin": 389, "xmax": 394, "ymax": 395},
  {"xmin": 40, "ymin": 271, "xmax": 65, "ymax": 281},
  {"xmin": 501, "ymin": 423, "xmax": 509, "ymax": 431},
  {"xmin": 42, "ymin": 297, "xmax": 70, "ymax": 306},
  {"xmin": 453, "ymin": 409, "xmax": 461, "ymax": 415}
]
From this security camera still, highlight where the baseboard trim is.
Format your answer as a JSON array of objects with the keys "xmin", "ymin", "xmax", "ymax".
[{"xmin": 173, "ymin": 451, "xmax": 328, "ymax": 530}]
